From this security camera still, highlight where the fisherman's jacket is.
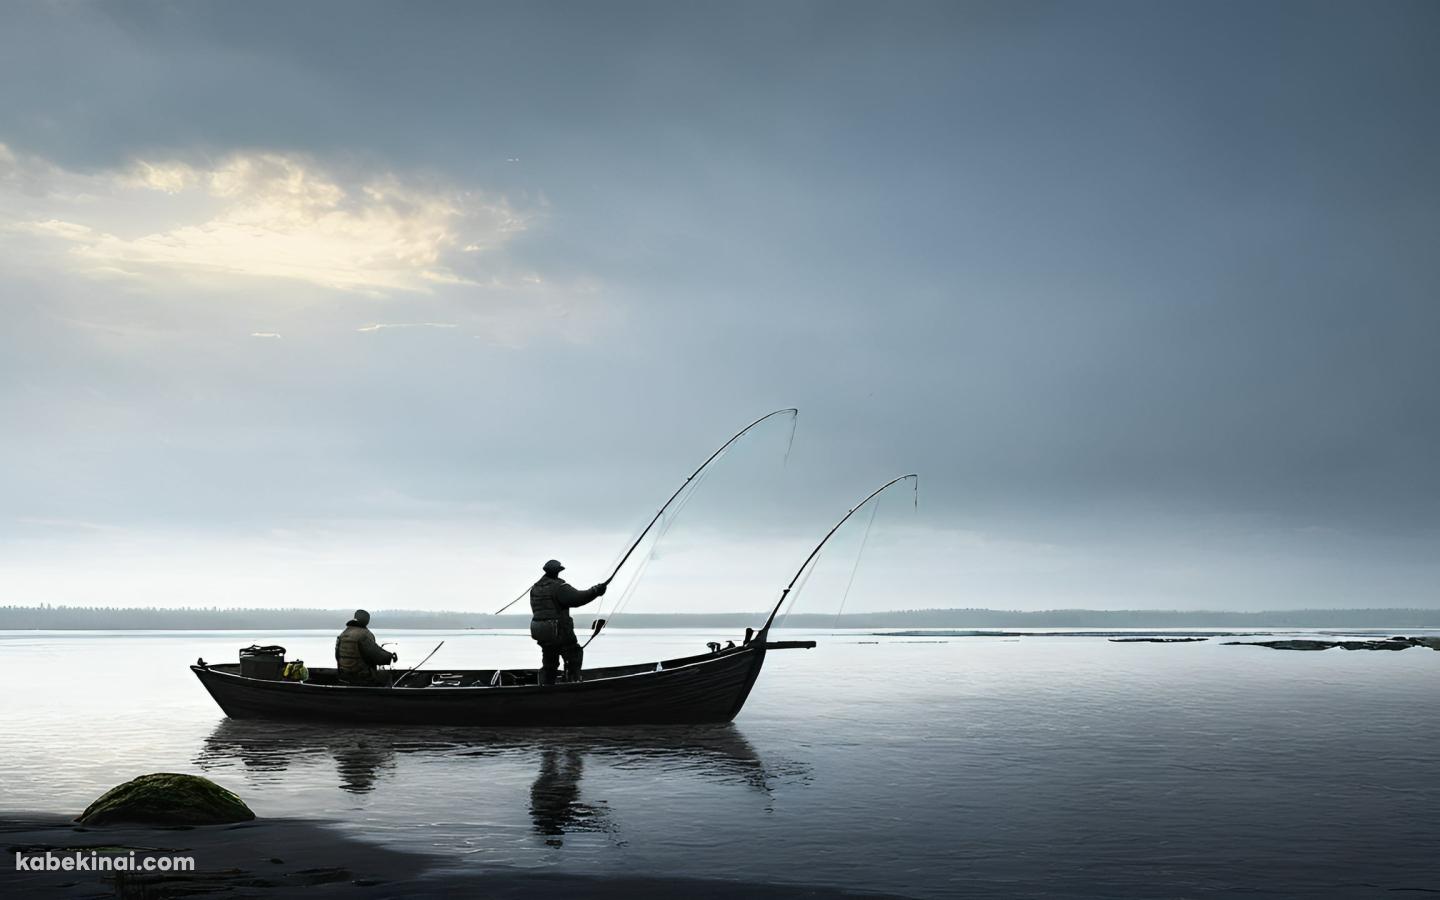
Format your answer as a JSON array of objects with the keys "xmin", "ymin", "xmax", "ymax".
[
  {"xmin": 529, "ymin": 576, "xmax": 601, "ymax": 624},
  {"xmin": 335, "ymin": 622, "xmax": 391, "ymax": 674}
]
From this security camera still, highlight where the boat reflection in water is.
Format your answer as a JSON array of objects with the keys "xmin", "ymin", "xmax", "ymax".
[
  {"xmin": 197, "ymin": 719, "xmax": 399, "ymax": 793},
  {"xmin": 197, "ymin": 720, "xmax": 800, "ymax": 844}
]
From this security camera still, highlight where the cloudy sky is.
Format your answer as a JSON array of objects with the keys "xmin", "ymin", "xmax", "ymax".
[{"xmin": 2, "ymin": 0, "xmax": 1437, "ymax": 615}]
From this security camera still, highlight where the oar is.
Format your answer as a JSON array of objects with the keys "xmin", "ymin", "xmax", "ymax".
[{"xmin": 391, "ymin": 640, "xmax": 444, "ymax": 688}]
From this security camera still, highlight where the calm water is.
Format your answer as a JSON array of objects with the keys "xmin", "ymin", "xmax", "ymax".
[{"xmin": 3, "ymin": 627, "xmax": 1440, "ymax": 897}]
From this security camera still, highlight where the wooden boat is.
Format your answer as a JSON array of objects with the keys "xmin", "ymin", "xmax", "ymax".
[
  {"xmin": 189, "ymin": 418, "xmax": 914, "ymax": 728},
  {"xmin": 191, "ymin": 634, "xmax": 815, "ymax": 727}
]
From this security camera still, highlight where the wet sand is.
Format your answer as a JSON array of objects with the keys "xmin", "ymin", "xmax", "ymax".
[{"xmin": 2, "ymin": 814, "xmax": 900, "ymax": 898}]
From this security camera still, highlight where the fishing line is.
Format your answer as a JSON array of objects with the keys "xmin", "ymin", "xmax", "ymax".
[
  {"xmin": 832, "ymin": 498, "xmax": 881, "ymax": 629},
  {"xmin": 761, "ymin": 474, "xmax": 917, "ymax": 634},
  {"xmin": 778, "ymin": 550, "xmax": 823, "ymax": 630},
  {"xmin": 600, "ymin": 409, "xmax": 797, "ymax": 587},
  {"xmin": 582, "ymin": 410, "xmax": 799, "ymax": 647},
  {"xmin": 594, "ymin": 459, "xmax": 716, "ymax": 623},
  {"xmin": 586, "ymin": 457, "xmax": 723, "ymax": 644},
  {"xmin": 826, "ymin": 477, "xmax": 915, "ymax": 628},
  {"xmin": 491, "ymin": 409, "xmax": 798, "ymax": 618}
]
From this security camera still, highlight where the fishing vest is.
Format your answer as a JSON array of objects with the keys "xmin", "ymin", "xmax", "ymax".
[
  {"xmin": 335, "ymin": 624, "xmax": 374, "ymax": 674},
  {"xmin": 529, "ymin": 576, "xmax": 568, "ymax": 622}
]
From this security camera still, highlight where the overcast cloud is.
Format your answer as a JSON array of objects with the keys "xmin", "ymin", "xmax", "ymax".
[{"xmin": 2, "ymin": 0, "xmax": 1437, "ymax": 614}]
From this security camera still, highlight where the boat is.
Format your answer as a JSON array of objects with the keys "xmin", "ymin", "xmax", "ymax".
[
  {"xmin": 190, "ymin": 634, "xmax": 816, "ymax": 727},
  {"xmin": 188, "ymin": 409, "xmax": 915, "ymax": 728}
]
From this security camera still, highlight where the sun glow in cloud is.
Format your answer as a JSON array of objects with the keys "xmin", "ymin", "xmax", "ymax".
[{"xmin": 1, "ymin": 144, "xmax": 530, "ymax": 293}]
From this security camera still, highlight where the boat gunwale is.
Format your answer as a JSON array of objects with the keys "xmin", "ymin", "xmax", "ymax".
[{"xmin": 192, "ymin": 641, "xmax": 765, "ymax": 694}]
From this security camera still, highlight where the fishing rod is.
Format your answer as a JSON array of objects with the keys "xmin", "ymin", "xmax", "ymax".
[
  {"xmin": 491, "ymin": 586, "xmax": 530, "ymax": 617},
  {"xmin": 760, "ymin": 474, "xmax": 918, "ymax": 634},
  {"xmin": 492, "ymin": 408, "xmax": 799, "ymax": 617},
  {"xmin": 391, "ymin": 640, "xmax": 444, "ymax": 688},
  {"xmin": 583, "ymin": 407, "xmax": 797, "ymax": 642},
  {"xmin": 600, "ymin": 407, "xmax": 798, "ymax": 588}
]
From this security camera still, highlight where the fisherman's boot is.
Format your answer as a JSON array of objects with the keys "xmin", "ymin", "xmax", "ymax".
[
  {"xmin": 538, "ymin": 643, "xmax": 563, "ymax": 685},
  {"xmin": 563, "ymin": 646, "xmax": 584, "ymax": 683}
]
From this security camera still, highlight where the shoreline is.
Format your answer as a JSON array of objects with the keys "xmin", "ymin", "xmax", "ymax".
[
  {"xmin": 2, "ymin": 814, "xmax": 902, "ymax": 898},
  {"xmin": 10, "ymin": 606, "xmax": 1440, "ymax": 631}
]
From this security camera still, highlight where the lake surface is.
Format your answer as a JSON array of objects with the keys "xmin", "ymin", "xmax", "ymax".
[{"xmin": 3, "ymin": 627, "xmax": 1440, "ymax": 897}]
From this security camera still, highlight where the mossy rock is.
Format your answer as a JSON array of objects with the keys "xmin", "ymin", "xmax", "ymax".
[{"xmin": 77, "ymin": 773, "xmax": 255, "ymax": 826}]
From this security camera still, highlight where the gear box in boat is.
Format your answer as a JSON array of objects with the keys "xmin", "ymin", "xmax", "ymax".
[{"xmin": 238, "ymin": 644, "xmax": 286, "ymax": 680}]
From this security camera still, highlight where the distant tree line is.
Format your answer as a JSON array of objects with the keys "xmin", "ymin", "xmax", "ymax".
[
  {"xmin": 3, "ymin": 604, "xmax": 1440, "ymax": 630},
  {"xmin": 0, "ymin": 605, "xmax": 512, "ymax": 630}
]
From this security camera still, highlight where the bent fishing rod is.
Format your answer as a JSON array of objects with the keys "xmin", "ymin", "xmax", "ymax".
[
  {"xmin": 492, "ymin": 407, "xmax": 799, "ymax": 616},
  {"xmin": 760, "ymin": 473, "xmax": 918, "ymax": 634}
]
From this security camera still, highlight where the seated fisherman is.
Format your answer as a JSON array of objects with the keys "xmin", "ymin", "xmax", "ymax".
[{"xmin": 335, "ymin": 609, "xmax": 397, "ymax": 685}]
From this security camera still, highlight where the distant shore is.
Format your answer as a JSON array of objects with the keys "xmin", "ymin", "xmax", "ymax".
[{"xmin": 6, "ymin": 605, "xmax": 1440, "ymax": 630}]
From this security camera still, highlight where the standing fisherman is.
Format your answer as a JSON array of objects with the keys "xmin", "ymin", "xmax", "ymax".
[
  {"xmin": 335, "ymin": 609, "xmax": 397, "ymax": 685},
  {"xmin": 529, "ymin": 560, "xmax": 607, "ymax": 684}
]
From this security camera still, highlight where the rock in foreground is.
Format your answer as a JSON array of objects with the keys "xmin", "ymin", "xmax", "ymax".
[
  {"xmin": 1224, "ymin": 636, "xmax": 1440, "ymax": 652},
  {"xmin": 77, "ymin": 773, "xmax": 255, "ymax": 826}
]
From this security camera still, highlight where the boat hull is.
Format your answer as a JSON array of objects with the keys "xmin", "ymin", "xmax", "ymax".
[{"xmin": 191, "ymin": 643, "xmax": 772, "ymax": 727}]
